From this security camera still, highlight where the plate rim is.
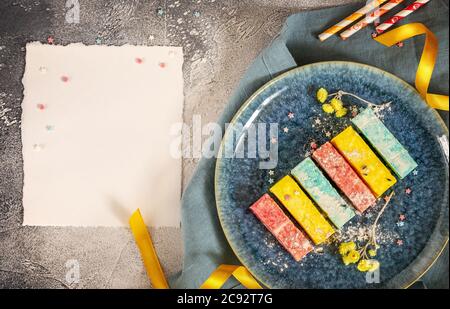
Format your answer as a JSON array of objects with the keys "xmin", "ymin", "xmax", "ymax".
[{"xmin": 215, "ymin": 60, "xmax": 449, "ymax": 289}]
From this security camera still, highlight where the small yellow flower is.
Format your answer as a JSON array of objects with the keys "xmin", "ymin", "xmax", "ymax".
[
  {"xmin": 330, "ymin": 98, "xmax": 344, "ymax": 111},
  {"xmin": 322, "ymin": 103, "xmax": 334, "ymax": 114},
  {"xmin": 368, "ymin": 249, "xmax": 377, "ymax": 257},
  {"xmin": 335, "ymin": 107, "xmax": 348, "ymax": 118},
  {"xmin": 338, "ymin": 241, "xmax": 356, "ymax": 256},
  {"xmin": 342, "ymin": 250, "xmax": 360, "ymax": 265},
  {"xmin": 316, "ymin": 88, "xmax": 328, "ymax": 103},
  {"xmin": 357, "ymin": 259, "xmax": 380, "ymax": 272}
]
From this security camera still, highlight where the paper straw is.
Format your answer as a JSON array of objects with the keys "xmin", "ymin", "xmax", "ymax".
[
  {"xmin": 318, "ymin": 0, "xmax": 389, "ymax": 41},
  {"xmin": 340, "ymin": 0, "xmax": 405, "ymax": 40},
  {"xmin": 375, "ymin": 0, "xmax": 430, "ymax": 34}
]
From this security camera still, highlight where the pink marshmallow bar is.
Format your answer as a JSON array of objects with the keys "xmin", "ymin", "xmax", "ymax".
[
  {"xmin": 250, "ymin": 194, "xmax": 313, "ymax": 261},
  {"xmin": 312, "ymin": 142, "xmax": 377, "ymax": 213}
]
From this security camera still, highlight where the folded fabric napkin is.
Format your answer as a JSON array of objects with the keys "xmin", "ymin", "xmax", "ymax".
[{"xmin": 171, "ymin": 0, "xmax": 449, "ymax": 289}]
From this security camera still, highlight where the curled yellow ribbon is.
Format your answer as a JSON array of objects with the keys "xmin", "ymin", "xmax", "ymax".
[
  {"xmin": 374, "ymin": 23, "xmax": 449, "ymax": 111},
  {"xmin": 200, "ymin": 265, "xmax": 263, "ymax": 289},
  {"xmin": 129, "ymin": 209, "xmax": 262, "ymax": 289}
]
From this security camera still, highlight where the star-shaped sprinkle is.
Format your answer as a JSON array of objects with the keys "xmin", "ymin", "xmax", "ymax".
[
  {"xmin": 268, "ymin": 178, "xmax": 274, "ymax": 184},
  {"xmin": 135, "ymin": 57, "xmax": 143, "ymax": 64},
  {"xmin": 283, "ymin": 127, "xmax": 289, "ymax": 133},
  {"xmin": 396, "ymin": 221, "xmax": 405, "ymax": 227},
  {"xmin": 371, "ymin": 32, "xmax": 378, "ymax": 39},
  {"xmin": 412, "ymin": 170, "xmax": 418, "ymax": 176},
  {"xmin": 396, "ymin": 239, "xmax": 404, "ymax": 246},
  {"xmin": 61, "ymin": 75, "xmax": 69, "ymax": 83},
  {"xmin": 47, "ymin": 36, "xmax": 54, "ymax": 44},
  {"xmin": 287, "ymin": 112, "xmax": 295, "ymax": 119},
  {"xmin": 310, "ymin": 141, "xmax": 318, "ymax": 150},
  {"xmin": 399, "ymin": 214, "xmax": 406, "ymax": 221},
  {"xmin": 405, "ymin": 188, "xmax": 412, "ymax": 195},
  {"xmin": 95, "ymin": 37, "xmax": 102, "ymax": 44},
  {"xmin": 271, "ymin": 137, "xmax": 277, "ymax": 144},
  {"xmin": 294, "ymin": 190, "xmax": 301, "ymax": 196},
  {"xmin": 149, "ymin": 35, "xmax": 155, "ymax": 41},
  {"xmin": 325, "ymin": 131, "xmax": 331, "ymax": 137},
  {"xmin": 384, "ymin": 195, "xmax": 391, "ymax": 203},
  {"xmin": 396, "ymin": 42, "xmax": 404, "ymax": 48},
  {"xmin": 314, "ymin": 118, "xmax": 321, "ymax": 125},
  {"xmin": 268, "ymin": 170, "xmax": 274, "ymax": 176}
]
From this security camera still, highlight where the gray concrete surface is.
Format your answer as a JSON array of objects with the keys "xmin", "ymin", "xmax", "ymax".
[{"xmin": 4, "ymin": 0, "xmax": 445, "ymax": 289}]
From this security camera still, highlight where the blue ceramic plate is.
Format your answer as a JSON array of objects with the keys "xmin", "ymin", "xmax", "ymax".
[{"xmin": 215, "ymin": 62, "xmax": 449, "ymax": 289}]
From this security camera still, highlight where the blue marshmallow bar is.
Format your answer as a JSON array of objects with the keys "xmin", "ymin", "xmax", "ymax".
[{"xmin": 352, "ymin": 107, "xmax": 418, "ymax": 179}]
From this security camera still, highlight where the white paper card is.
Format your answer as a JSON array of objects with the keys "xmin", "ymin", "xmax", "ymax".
[{"xmin": 22, "ymin": 43, "xmax": 183, "ymax": 227}]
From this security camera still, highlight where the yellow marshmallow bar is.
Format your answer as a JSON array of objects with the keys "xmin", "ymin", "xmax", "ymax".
[
  {"xmin": 270, "ymin": 175, "xmax": 335, "ymax": 245},
  {"xmin": 331, "ymin": 127, "xmax": 396, "ymax": 197}
]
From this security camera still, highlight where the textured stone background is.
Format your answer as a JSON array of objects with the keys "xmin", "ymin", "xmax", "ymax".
[{"xmin": 0, "ymin": 0, "xmax": 447, "ymax": 288}]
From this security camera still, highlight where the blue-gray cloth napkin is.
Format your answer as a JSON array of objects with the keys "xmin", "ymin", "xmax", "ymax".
[{"xmin": 171, "ymin": 0, "xmax": 449, "ymax": 289}]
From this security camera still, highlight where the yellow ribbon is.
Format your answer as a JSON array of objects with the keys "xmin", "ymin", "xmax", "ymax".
[
  {"xmin": 374, "ymin": 23, "xmax": 449, "ymax": 111},
  {"xmin": 129, "ymin": 209, "xmax": 169, "ymax": 289},
  {"xmin": 200, "ymin": 265, "xmax": 263, "ymax": 289},
  {"xmin": 129, "ymin": 209, "xmax": 262, "ymax": 289}
]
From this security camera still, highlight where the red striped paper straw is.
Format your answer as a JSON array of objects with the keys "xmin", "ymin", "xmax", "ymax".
[
  {"xmin": 340, "ymin": 0, "xmax": 405, "ymax": 40},
  {"xmin": 318, "ymin": 0, "xmax": 388, "ymax": 42},
  {"xmin": 375, "ymin": 0, "xmax": 430, "ymax": 34}
]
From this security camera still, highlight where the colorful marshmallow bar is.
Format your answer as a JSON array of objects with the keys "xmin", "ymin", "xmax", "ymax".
[
  {"xmin": 312, "ymin": 142, "xmax": 377, "ymax": 213},
  {"xmin": 291, "ymin": 158, "xmax": 355, "ymax": 229},
  {"xmin": 270, "ymin": 176, "xmax": 335, "ymax": 245},
  {"xmin": 331, "ymin": 126, "xmax": 397, "ymax": 197},
  {"xmin": 250, "ymin": 193, "xmax": 314, "ymax": 261},
  {"xmin": 352, "ymin": 107, "xmax": 418, "ymax": 179}
]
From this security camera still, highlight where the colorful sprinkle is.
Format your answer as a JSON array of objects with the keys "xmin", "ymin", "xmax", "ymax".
[
  {"xmin": 396, "ymin": 221, "xmax": 405, "ymax": 227},
  {"xmin": 270, "ymin": 137, "xmax": 277, "ymax": 144},
  {"xmin": 405, "ymin": 188, "xmax": 412, "ymax": 195},
  {"xmin": 396, "ymin": 42, "xmax": 404, "ymax": 48},
  {"xmin": 310, "ymin": 141, "xmax": 318, "ymax": 150},
  {"xmin": 371, "ymin": 32, "xmax": 378, "ymax": 38},
  {"xmin": 158, "ymin": 62, "xmax": 166, "ymax": 68},
  {"xmin": 193, "ymin": 10, "xmax": 201, "ymax": 17},
  {"xmin": 47, "ymin": 36, "xmax": 54, "ymax": 44},
  {"xmin": 287, "ymin": 112, "xmax": 295, "ymax": 119},
  {"xmin": 36, "ymin": 103, "xmax": 46, "ymax": 110},
  {"xmin": 284, "ymin": 194, "xmax": 291, "ymax": 201},
  {"xmin": 325, "ymin": 131, "xmax": 332, "ymax": 137},
  {"xmin": 135, "ymin": 57, "xmax": 143, "ymax": 64},
  {"xmin": 399, "ymin": 214, "xmax": 406, "ymax": 221},
  {"xmin": 412, "ymin": 170, "xmax": 418, "ymax": 176},
  {"xmin": 396, "ymin": 239, "xmax": 404, "ymax": 246},
  {"xmin": 156, "ymin": 7, "xmax": 165, "ymax": 16},
  {"xmin": 283, "ymin": 127, "xmax": 289, "ymax": 133},
  {"xmin": 61, "ymin": 76, "xmax": 69, "ymax": 83},
  {"xmin": 268, "ymin": 170, "xmax": 274, "ymax": 176},
  {"xmin": 294, "ymin": 190, "xmax": 301, "ymax": 196},
  {"xmin": 268, "ymin": 178, "xmax": 274, "ymax": 184},
  {"xmin": 95, "ymin": 37, "xmax": 102, "ymax": 44}
]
